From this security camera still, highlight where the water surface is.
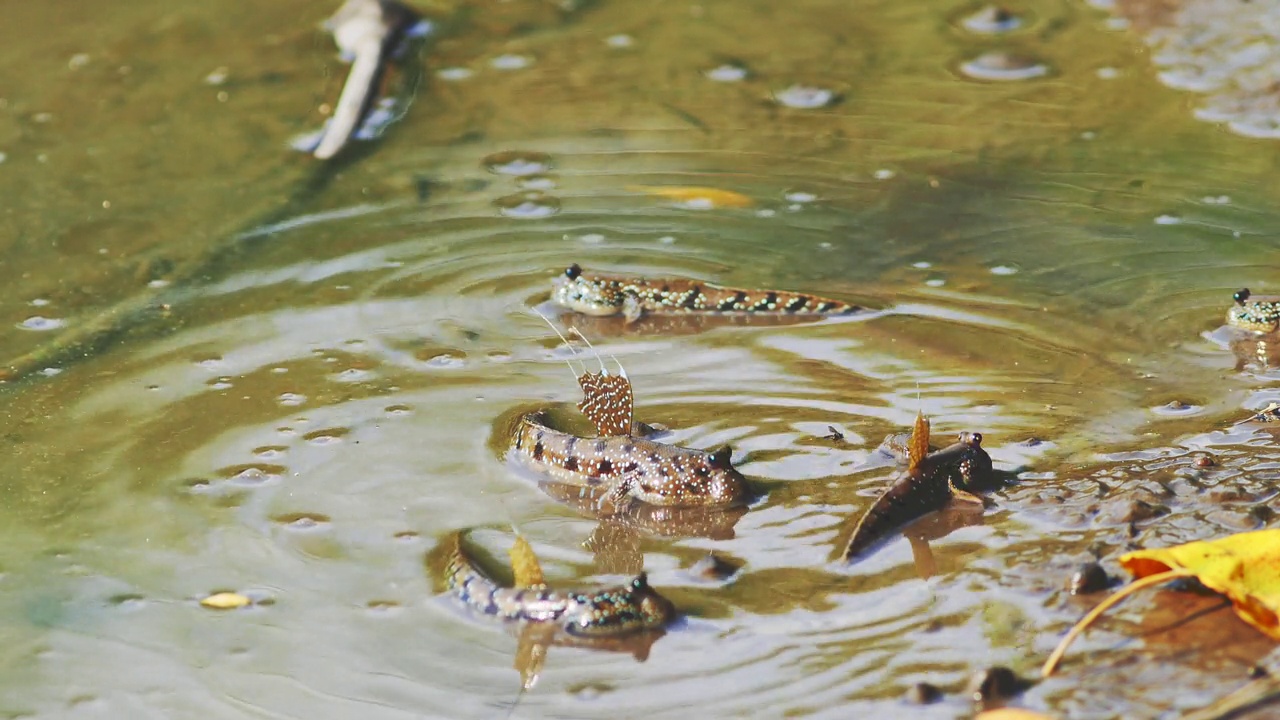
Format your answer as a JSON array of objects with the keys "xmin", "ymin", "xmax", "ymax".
[{"xmin": 4, "ymin": 0, "xmax": 1280, "ymax": 718}]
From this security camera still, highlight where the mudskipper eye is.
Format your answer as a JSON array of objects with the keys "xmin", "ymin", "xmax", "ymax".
[
  {"xmin": 1235, "ymin": 288, "xmax": 1252, "ymax": 305},
  {"xmin": 565, "ymin": 264, "xmax": 582, "ymax": 280},
  {"xmin": 970, "ymin": 432, "xmax": 983, "ymax": 445}
]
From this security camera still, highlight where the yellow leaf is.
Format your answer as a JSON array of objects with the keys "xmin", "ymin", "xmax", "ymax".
[
  {"xmin": 908, "ymin": 411, "xmax": 930, "ymax": 470},
  {"xmin": 1043, "ymin": 528, "xmax": 1280, "ymax": 676},
  {"xmin": 1119, "ymin": 528, "xmax": 1280, "ymax": 640},
  {"xmin": 200, "ymin": 591, "xmax": 251, "ymax": 609},
  {"xmin": 627, "ymin": 185, "xmax": 754, "ymax": 208},
  {"xmin": 976, "ymin": 711, "xmax": 1056, "ymax": 720},
  {"xmin": 509, "ymin": 535, "xmax": 546, "ymax": 588}
]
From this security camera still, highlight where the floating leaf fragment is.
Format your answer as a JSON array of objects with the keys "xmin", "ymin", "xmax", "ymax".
[
  {"xmin": 1043, "ymin": 528, "xmax": 1280, "ymax": 676},
  {"xmin": 200, "ymin": 591, "xmax": 251, "ymax": 609},
  {"xmin": 975, "ymin": 711, "xmax": 1057, "ymax": 720},
  {"xmin": 509, "ymin": 534, "xmax": 546, "ymax": 588},
  {"xmin": 626, "ymin": 185, "xmax": 754, "ymax": 209}
]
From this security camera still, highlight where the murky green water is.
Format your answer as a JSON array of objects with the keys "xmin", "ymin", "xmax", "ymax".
[{"xmin": 5, "ymin": 0, "xmax": 1280, "ymax": 717}]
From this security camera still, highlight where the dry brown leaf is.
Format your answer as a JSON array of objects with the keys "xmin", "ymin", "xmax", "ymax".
[
  {"xmin": 200, "ymin": 591, "xmax": 251, "ymax": 609},
  {"xmin": 627, "ymin": 185, "xmax": 754, "ymax": 208},
  {"xmin": 1044, "ymin": 528, "xmax": 1280, "ymax": 676},
  {"xmin": 975, "ymin": 711, "xmax": 1057, "ymax": 720}
]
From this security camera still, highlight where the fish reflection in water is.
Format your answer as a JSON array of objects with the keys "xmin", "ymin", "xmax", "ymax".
[
  {"xmin": 543, "ymin": 301, "xmax": 858, "ymax": 338},
  {"xmin": 539, "ymin": 480, "xmax": 750, "ymax": 574}
]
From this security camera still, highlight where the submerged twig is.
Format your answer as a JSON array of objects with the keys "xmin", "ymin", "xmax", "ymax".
[{"xmin": 1041, "ymin": 568, "xmax": 1192, "ymax": 677}]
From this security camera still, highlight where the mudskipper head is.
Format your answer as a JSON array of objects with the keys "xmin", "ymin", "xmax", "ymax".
[
  {"xmin": 551, "ymin": 264, "xmax": 625, "ymax": 316},
  {"xmin": 702, "ymin": 445, "xmax": 749, "ymax": 506},
  {"xmin": 954, "ymin": 431, "xmax": 993, "ymax": 489},
  {"xmin": 1228, "ymin": 288, "xmax": 1280, "ymax": 334},
  {"xmin": 566, "ymin": 573, "xmax": 675, "ymax": 636}
]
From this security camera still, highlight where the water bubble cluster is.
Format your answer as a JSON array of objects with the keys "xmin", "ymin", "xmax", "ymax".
[
  {"xmin": 772, "ymin": 85, "xmax": 838, "ymax": 109},
  {"xmin": 958, "ymin": 52, "xmax": 1049, "ymax": 82}
]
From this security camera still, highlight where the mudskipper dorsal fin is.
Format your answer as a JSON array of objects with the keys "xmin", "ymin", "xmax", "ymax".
[
  {"xmin": 568, "ymin": 329, "xmax": 634, "ymax": 437},
  {"xmin": 577, "ymin": 371, "xmax": 634, "ymax": 437},
  {"xmin": 509, "ymin": 534, "xmax": 546, "ymax": 589},
  {"xmin": 908, "ymin": 411, "xmax": 930, "ymax": 470}
]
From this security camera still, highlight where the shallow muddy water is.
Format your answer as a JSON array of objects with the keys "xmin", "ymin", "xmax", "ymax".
[{"xmin": 5, "ymin": 0, "xmax": 1280, "ymax": 718}]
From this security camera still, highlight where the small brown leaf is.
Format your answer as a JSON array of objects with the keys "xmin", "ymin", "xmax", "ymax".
[{"xmin": 200, "ymin": 591, "xmax": 251, "ymax": 609}]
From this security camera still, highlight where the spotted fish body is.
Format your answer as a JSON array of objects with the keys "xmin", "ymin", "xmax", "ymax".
[
  {"xmin": 512, "ymin": 412, "xmax": 747, "ymax": 508},
  {"xmin": 842, "ymin": 432, "xmax": 992, "ymax": 562},
  {"xmin": 443, "ymin": 530, "xmax": 674, "ymax": 636},
  {"xmin": 1228, "ymin": 288, "xmax": 1280, "ymax": 333},
  {"xmin": 552, "ymin": 264, "xmax": 862, "ymax": 323}
]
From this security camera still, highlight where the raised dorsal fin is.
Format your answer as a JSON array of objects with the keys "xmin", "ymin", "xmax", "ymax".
[
  {"xmin": 509, "ymin": 534, "xmax": 546, "ymax": 588},
  {"xmin": 908, "ymin": 411, "xmax": 930, "ymax": 470},
  {"xmin": 577, "ymin": 370, "xmax": 634, "ymax": 437}
]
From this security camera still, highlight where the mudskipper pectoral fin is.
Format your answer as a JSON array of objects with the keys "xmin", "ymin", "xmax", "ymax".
[
  {"xmin": 600, "ymin": 476, "xmax": 635, "ymax": 511},
  {"xmin": 622, "ymin": 294, "xmax": 645, "ymax": 324}
]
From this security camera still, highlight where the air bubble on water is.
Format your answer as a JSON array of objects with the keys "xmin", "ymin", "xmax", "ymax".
[
  {"xmin": 990, "ymin": 265, "xmax": 1019, "ymax": 275},
  {"xmin": 756, "ymin": 208, "xmax": 777, "ymax": 218},
  {"xmin": 1152, "ymin": 400, "xmax": 1202, "ymax": 417},
  {"xmin": 874, "ymin": 169, "xmax": 896, "ymax": 180},
  {"xmin": 273, "ymin": 512, "xmax": 331, "ymax": 530},
  {"xmin": 278, "ymin": 392, "xmax": 307, "ymax": 406},
  {"xmin": 605, "ymin": 34, "xmax": 634, "ymax": 48},
  {"xmin": 495, "ymin": 192, "xmax": 560, "ymax": 219},
  {"xmin": 517, "ymin": 175, "xmax": 557, "ymax": 190},
  {"xmin": 912, "ymin": 261, "xmax": 932, "ymax": 269},
  {"xmin": 925, "ymin": 278, "xmax": 946, "ymax": 287},
  {"xmin": 1096, "ymin": 67, "xmax": 1119, "ymax": 79},
  {"xmin": 436, "ymin": 67, "xmax": 473, "ymax": 81},
  {"xmin": 658, "ymin": 235, "xmax": 676, "ymax": 245},
  {"xmin": 1154, "ymin": 214, "xmax": 1182, "ymax": 225},
  {"xmin": 426, "ymin": 354, "xmax": 466, "ymax": 369},
  {"xmin": 704, "ymin": 63, "xmax": 749, "ymax": 82},
  {"xmin": 334, "ymin": 368, "xmax": 374, "ymax": 383},
  {"xmin": 483, "ymin": 151, "xmax": 553, "ymax": 176},
  {"xmin": 784, "ymin": 190, "xmax": 818, "ymax": 203},
  {"xmin": 221, "ymin": 464, "xmax": 286, "ymax": 486},
  {"xmin": 204, "ymin": 67, "xmax": 229, "ymax": 85},
  {"xmin": 773, "ymin": 85, "xmax": 838, "ymax": 109},
  {"xmin": 490, "ymin": 54, "xmax": 533, "ymax": 70},
  {"xmin": 960, "ymin": 6, "xmax": 1023, "ymax": 34},
  {"xmin": 304, "ymin": 428, "xmax": 350, "ymax": 445},
  {"xmin": 254, "ymin": 446, "xmax": 288, "ymax": 460},
  {"xmin": 1203, "ymin": 195, "xmax": 1231, "ymax": 205},
  {"xmin": 18, "ymin": 316, "xmax": 65, "ymax": 331},
  {"xmin": 579, "ymin": 233, "xmax": 606, "ymax": 245},
  {"xmin": 958, "ymin": 52, "xmax": 1049, "ymax": 81}
]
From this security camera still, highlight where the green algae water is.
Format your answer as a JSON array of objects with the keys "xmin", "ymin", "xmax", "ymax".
[{"xmin": 4, "ymin": 0, "xmax": 1280, "ymax": 717}]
